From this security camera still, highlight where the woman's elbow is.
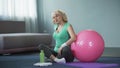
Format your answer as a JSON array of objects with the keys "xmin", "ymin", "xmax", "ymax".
[{"xmin": 72, "ymin": 35, "xmax": 77, "ymax": 42}]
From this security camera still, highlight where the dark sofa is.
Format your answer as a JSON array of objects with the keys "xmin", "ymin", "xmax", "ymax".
[{"xmin": 0, "ymin": 21, "xmax": 52, "ymax": 54}]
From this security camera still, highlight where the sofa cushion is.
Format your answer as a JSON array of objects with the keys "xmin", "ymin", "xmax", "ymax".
[{"xmin": 0, "ymin": 33, "xmax": 52, "ymax": 54}]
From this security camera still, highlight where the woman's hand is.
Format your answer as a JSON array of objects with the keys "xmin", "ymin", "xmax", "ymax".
[{"xmin": 58, "ymin": 43, "xmax": 67, "ymax": 55}]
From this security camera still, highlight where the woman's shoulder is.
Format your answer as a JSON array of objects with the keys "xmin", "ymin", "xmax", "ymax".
[{"xmin": 65, "ymin": 22, "xmax": 71, "ymax": 27}]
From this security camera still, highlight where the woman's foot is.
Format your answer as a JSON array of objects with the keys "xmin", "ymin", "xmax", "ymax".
[{"xmin": 54, "ymin": 58, "xmax": 66, "ymax": 63}]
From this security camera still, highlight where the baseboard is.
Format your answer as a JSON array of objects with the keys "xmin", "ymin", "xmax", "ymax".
[{"xmin": 102, "ymin": 47, "xmax": 120, "ymax": 57}]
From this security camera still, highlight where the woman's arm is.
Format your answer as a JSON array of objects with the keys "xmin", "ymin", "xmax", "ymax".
[
  {"xmin": 58, "ymin": 24, "xmax": 76, "ymax": 55},
  {"xmin": 66, "ymin": 24, "xmax": 76, "ymax": 45}
]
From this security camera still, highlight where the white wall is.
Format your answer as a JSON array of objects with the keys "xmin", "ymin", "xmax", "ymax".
[{"xmin": 38, "ymin": 0, "xmax": 120, "ymax": 47}]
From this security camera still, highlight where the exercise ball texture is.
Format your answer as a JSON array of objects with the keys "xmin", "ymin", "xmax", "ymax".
[{"xmin": 71, "ymin": 29, "xmax": 104, "ymax": 62}]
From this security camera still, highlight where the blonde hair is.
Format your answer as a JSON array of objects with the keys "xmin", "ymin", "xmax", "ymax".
[{"xmin": 52, "ymin": 9, "xmax": 68, "ymax": 23}]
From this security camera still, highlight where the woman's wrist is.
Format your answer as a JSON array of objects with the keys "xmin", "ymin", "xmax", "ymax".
[{"xmin": 61, "ymin": 43, "xmax": 67, "ymax": 48}]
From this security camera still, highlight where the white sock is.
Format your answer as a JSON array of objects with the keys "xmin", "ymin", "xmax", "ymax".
[{"xmin": 54, "ymin": 58, "xmax": 66, "ymax": 63}]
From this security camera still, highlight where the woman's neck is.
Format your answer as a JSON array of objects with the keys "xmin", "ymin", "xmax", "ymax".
[{"xmin": 58, "ymin": 21, "xmax": 65, "ymax": 26}]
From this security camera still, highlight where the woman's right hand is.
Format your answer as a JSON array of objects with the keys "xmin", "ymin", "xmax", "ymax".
[{"xmin": 58, "ymin": 43, "xmax": 67, "ymax": 55}]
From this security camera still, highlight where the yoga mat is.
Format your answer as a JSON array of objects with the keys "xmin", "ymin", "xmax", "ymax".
[{"xmin": 66, "ymin": 62, "xmax": 119, "ymax": 68}]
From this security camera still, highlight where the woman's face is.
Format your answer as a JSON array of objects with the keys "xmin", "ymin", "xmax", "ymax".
[{"xmin": 52, "ymin": 12, "xmax": 62, "ymax": 24}]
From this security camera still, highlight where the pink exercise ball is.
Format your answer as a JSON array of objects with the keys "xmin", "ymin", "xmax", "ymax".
[{"xmin": 71, "ymin": 29, "xmax": 104, "ymax": 62}]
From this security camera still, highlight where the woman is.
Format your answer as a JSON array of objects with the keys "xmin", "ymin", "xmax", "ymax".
[{"xmin": 39, "ymin": 9, "xmax": 76, "ymax": 63}]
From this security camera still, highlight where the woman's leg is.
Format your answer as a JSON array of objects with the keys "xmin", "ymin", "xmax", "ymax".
[
  {"xmin": 38, "ymin": 44, "xmax": 66, "ymax": 63},
  {"xmin": 38, "ymin": 44, "xmax": 57, "ymax": 58},
  {"xmin": 60, "ymin": 46, "xmax": 74, "ymax": 62}
]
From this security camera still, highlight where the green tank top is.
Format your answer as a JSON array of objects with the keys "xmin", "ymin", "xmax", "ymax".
[{"xmin": 53, "ymin": 23, "xmax": 70, "ymax": 53}]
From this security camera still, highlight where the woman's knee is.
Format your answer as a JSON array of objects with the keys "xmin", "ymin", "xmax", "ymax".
[
  {"xmin": 61, "ymin": 46, "xmax": 74, "ymax": 62},
  {"xmin": 38, "ymin": 44, "xmax": 46, "ymax": 50},
  {"xmin": 62, "ymin": 46, "xmax": 70, "ymax": 53}
]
